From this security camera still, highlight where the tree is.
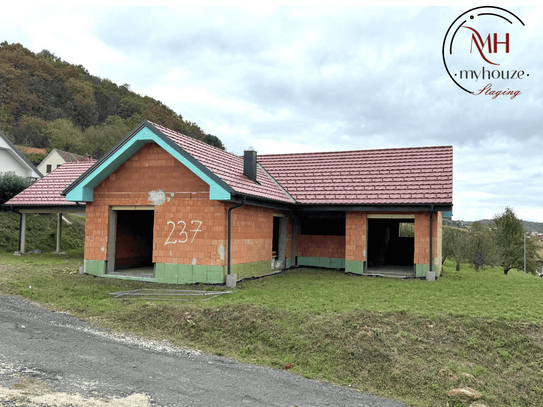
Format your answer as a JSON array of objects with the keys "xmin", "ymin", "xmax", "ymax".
[
  {"xmin": 467, "ymin": 222, "xmax": 499, "ymax": 270},
  {"xmin": 493, "ymin": 206, "xmax": 541, "ymax": 275},
  {"xmin": 203, "ymin": 134, "xmax": 225, "ymax": 150},
  {"xmin": 81, "ymin": 115, "xmax": 131, "ymax": 158},
  {"xmin": 442, "ymin": 226, "xmax": 470, "ymax": 271},
  {"xmin": 46, "ymin": 118, "xmax": 84, "ymax": 153},
  {"xmin": 0, "ymin": 174, "xmax": 35, "ymax": 207}
]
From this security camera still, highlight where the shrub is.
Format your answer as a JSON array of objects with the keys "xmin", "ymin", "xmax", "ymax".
[{"xmin": 0, "ymin": 173, "xmax": 35, "ymax": 208}]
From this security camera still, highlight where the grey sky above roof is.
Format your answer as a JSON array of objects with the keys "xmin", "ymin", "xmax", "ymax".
[{"xmin": 2, "ymin": 5, "xmax": 542, "ymax": 221}]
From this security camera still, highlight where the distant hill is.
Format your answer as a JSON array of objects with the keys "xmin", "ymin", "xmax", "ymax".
[
  {"xmin": 444, "ymin": 218, "xmax": 543, "ymax": 234},
  {"xmin": 0, "ymin": 42, "xmax": 224, "ymax": 159}
]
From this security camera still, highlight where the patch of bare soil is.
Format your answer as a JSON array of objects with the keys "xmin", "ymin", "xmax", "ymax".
[{"xmin": 0, "ymin": 378, "xmax": 150, "ymax": 407}]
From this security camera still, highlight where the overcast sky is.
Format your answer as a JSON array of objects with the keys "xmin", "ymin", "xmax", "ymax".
[{"xmin": 2, "ymin": 5, "xmax": 542, "ymax": 222}]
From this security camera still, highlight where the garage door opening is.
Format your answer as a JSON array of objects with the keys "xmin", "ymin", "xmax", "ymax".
[
  {"xmin": 367, "ymin": 218, "xmax": 414, "ymax": 276},
  {"xmin": 107, "ymin": 208, "xmax": 155, "ymax": 275}
]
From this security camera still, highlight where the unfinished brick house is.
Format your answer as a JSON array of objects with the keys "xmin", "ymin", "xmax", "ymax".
[{"xmin": 62, "ymin": 120, "xmax": 453, "ymax": 284}]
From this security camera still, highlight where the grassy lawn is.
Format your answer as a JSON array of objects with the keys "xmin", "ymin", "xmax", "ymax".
[{"xmin": 1, "ymin": 252, "xmax": 543, "ymax": 407}]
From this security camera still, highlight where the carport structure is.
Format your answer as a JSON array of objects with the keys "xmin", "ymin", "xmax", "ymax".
[{"xmin": 4, "ymin": 160, "xmax": 95, "ymax": 253}]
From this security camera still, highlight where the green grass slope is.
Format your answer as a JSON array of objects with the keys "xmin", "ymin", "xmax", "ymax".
[
  {"xmin": 1, "ymin": 255, "xmax": 543, "ymax": 406},
  {"xmin": 0, "ymin": 212, "xmax": 85, "ymax": 253}
]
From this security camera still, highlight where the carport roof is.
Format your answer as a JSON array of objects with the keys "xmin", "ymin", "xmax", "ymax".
[{"xmin": 5, "ymin": 160, "xmax": 95, "ymax": 208}]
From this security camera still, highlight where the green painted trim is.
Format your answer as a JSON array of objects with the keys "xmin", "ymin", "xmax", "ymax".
[
  {"xmin": 177, "ymin": 264, "xmax": 193, "ymax": 285},
  {"xmin": 66, "ymin": 127, "xmax": 231, "ymax": 202},
  {"xmin": 331, "ymin": 258, "xmax": 345, "ymax": 269},
  {"xmin": 286, "ymin": 257, "xmax": 292, "ymax": 268},
  {"xmin": 154, "ymin": 263, "xmax": 226, "ymax": 284},
  {"xmin": 345, "ymin": 260, "xmax": 365, "ymax": 275},
  {"xmin": 297, "ymin": 257, "xmax": 346, "ymax": 269},
  {"xmin": 318, "ymin": 257, "xmax": 331, "ymax": 268},
  {"xmin": 229, "ymin": 260, "xmax": 272, "ymax": 280},
  {"xmin": 415, "ymin": 263, "xmax": 430, "ymax": 277},
  {"xmin": 84, "ymin": 260, "xmax": 106, "ymax": 277}
]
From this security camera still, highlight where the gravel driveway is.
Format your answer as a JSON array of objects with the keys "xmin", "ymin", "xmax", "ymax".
[{"xmin": 0, "ymin": 294, "xmax": 405, "ymax": 407}]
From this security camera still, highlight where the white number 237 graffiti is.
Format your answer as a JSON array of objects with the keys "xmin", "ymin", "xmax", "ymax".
[{"xmin": 165, "ymin": 220, "xmax": 203, "ymax": 245}]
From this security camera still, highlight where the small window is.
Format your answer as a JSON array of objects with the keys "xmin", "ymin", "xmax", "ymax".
[
  {"xmin": 57, "ymin": 164, "xmax": 62, "ymax": 168},
  {"xmin": 46, "ymin": 164, "xmax": 52, "ymax": 173},
  {"xmin": 399, "ymin": 222, "xmax": 415, "ymax": 237}
]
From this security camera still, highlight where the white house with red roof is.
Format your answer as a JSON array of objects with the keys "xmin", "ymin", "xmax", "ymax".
[
  {"xmin": 0, "ymin": 130, "xmax": 43, "ymax": 179},
  {"xmin": 37, "ymin": 148, "xmax": 89, "ymax": 175},
  {"xmin": 6, "ymin": 120, "xmax": 453, "ymax": 284}
]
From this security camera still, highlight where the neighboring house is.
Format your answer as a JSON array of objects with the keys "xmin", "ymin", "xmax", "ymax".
[
  {"xmin": 38, "ymin": 148, "xmax": 89, "ymax": 175},
  {"xmin": 57, "ymin": 120, "xmax": 452, "ymax": 285},
  {"xmin": 0, "ymin": 130, "xmax": 43, "ymax": 179},
  {"xmin": 4, "ymin": 160, "xmax": 95, "ymax": 253}
]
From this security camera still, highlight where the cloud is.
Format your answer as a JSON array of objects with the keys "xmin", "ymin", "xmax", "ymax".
[{"xmin": 2, "ymin": 5, "xmax": 542, "ymax": 221}]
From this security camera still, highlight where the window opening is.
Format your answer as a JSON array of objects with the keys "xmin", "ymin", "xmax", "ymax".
[
  {"xmin": 399, "ymin": 222, "xmax": 415, "ymax": 237},
  {"xmin": 299, "ymin": 212, "xmax": 345, "ymax": 236}
]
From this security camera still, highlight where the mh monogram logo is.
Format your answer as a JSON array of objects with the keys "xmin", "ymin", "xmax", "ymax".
[
  {"xmin": 463, "ymin": 26, "xmax": 509, "ymax": 65},
  {"xmin": 442, "ymin": 6, "xmax": 527, "ymax": 99}
]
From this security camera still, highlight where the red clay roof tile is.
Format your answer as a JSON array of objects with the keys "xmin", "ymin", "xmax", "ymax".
[
  {"xmin": 257, "ymin": 146, "xmax": 453, "ymax": 205},
  {"xmin": 152, "ymin": 122, "xmax": 294, "ymax": 203},
  {"xmin": 5, "ymin": 160, "xmax": 95, "ymax": 207}
]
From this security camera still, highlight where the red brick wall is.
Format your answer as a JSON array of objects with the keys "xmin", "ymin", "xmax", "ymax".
[
  {"xmin": 414, "ymin": 212, "xmax": 441, "ymax": 266},
  {"xmin": 346, "ymin": 212, "xmax": 367, "ymax": 262},
  {"xmin": 84, "ymin": 142, "xmax": 289, "ymax": 268},
  {"xmin": 230, "ymin": 205, "xmax": 275, "ymax": 264},
  {"xmin": 85, "ymin": 143, "xmax": 227, "ymax": 266},
  {"xmin": 296, "ymin": 235, "xmax": 345, "ymax": 258}
]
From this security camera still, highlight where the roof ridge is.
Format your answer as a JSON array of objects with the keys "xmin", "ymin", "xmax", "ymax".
[
  {"xmin": 149, "ymin": 121, "xmax": 245, "ymax": 161},
  {"xmin": 258, "ymin": 145, "xmax": 453, "ymax": 158}
]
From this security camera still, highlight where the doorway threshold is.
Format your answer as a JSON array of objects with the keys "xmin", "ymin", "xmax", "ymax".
[
  {"xmin": 105, "ymin": 266, "xmax": 156, "ymax": 281},
  {"xmin": 364, "ymin": 266, "xmax": 415, "ymax": 278}
]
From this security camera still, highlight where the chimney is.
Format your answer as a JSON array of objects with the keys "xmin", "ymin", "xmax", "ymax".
[{"xmin": 243, "ymin": 147, "xmax": 257, "ymax": 182}]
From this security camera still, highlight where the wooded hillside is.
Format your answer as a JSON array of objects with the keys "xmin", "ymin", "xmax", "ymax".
[{"xmin": 0, "ymin": 42, "xmax": 224, "ymax": 158}]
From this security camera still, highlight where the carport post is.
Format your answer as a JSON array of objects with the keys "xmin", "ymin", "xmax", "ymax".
[
  {"xmin": 20, "ymin": 212, "xmax": 27, "ymax": 254},
  {"xmin": 56, "ymin": 213, "xmax": 63, "ymax": 253}
]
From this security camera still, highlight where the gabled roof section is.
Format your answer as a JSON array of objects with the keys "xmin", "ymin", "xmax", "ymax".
[
  {"xmin": 0, "ymin": 130, "xmax": 43, "ymax": 178},
  {"xmin": 153, "ymin": 123, "xmax": 294, "ymax": 203},
  {"xmin": 5, "ymin": 160, "xmax": 95, "ymax": 207},
  {"xmin": 257, "ymin": 146, "xmax": 453, "ymax": 205},
  {"xmin": 54, "ymin": 149, "xmax": 88, "ymax": 163},
  {"xmin": 63, "ymin": 121, "xmax": 293, "ymax": 203}
]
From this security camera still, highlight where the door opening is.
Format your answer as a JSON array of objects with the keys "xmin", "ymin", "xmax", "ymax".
[
  {"xmin": 367, "ymin": 218, "xmax": 414, "ymax": 273},
  {"xmin": 109, "ymin": 209, "xmax": 154, "ymax": 272}
]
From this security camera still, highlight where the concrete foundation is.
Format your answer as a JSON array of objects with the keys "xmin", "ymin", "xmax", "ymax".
[{"xmin": 226, "ymin": 273, "xmax": 237, "ymax": 288}]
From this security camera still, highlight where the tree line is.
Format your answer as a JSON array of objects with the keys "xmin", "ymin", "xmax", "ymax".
[
  {"xmin": 0, "ymin": 42, "xmax": 225, "ymax": 160},
  {"xmin": 443, "ymin": 207, "xmax": 542, "ymax": 275}
]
